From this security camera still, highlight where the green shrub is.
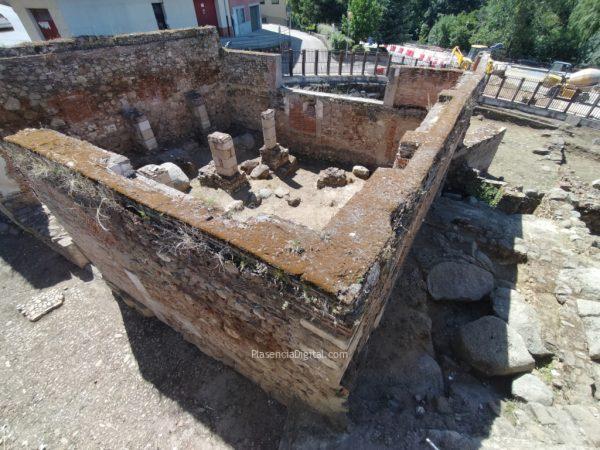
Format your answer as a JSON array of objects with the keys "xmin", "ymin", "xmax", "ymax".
[
  {"xmin": 317, "ymin": 23, "xmax": 335, "ymax": 37},
  {"xmin": 331, "ymin": 31, "xmax": 353, "ymax": 51}
]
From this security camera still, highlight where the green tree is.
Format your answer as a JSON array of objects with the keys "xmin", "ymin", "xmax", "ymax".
[
  {"xmin": 568, "ymin": 0, "xmax": 600, "ymax": 64},
  {"xmin": 347, "ymin": 0, "xmax": 384, "ymax": 42},
  {"xmin": 288, "ymin": 0, "xmax": 348, "ymax": 29},
  {"xmin": 427, "ymin": 11, "xmax": 478, "ymax": 49}
]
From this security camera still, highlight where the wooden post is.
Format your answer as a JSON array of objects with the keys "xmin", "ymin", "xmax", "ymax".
[
  {"xmin": 385, "ymin": 53, "xmax": 392, "ymax": 76},
  {"xmin": 301, "ymin": 49, "xmax": 306, "ymax": 77},
  {"xmin": 527, "ymin": 80, "xmax": 542, "ymax": 105},
  {"xmin": 338, "ymin": 51, "xmax": 343, "ymax": 75},
  {"xmin": 361, "ymin": 51, "xmax": 367, "ymax": 75},
  {"xmin": 510, "ymin": 77, "xmax": 526, "ymax": 103},
  {"xmin": 373, "ymin": 48, "xmax": 379, "ymax": 75},
  {"xmin": 314, "ymin": 50, "xmax": 319, "ymax": 76},
  {"xmin": 401, "ymin": 56, "xmax": 405, "ymax": 65},
  {"xmin": 326, "ymin": 51, "xmax": 331, "ymax": 76},
  {"xmin": 349, "ymin": 51, "xmax": 355, "ymax": 75}
]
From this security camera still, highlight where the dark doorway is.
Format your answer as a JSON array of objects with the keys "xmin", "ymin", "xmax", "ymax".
[
  {"xmin": 152, "ymin": 3, "xmax": 168, "ymax": 30},
  {"xmin": 193, "ymin": 0, "xmax": 219, "ymax": 27},
  {"xmin": 28, "ymin": 8, "xmax": 60, "ymax": 40},
  {"xmin": 249, "ymin": 5, "xmax": 261, "ymax": 32}
]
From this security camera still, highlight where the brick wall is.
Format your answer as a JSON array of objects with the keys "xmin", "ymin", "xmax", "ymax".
[
  {"xmin": 384, "ymin": 66, "xmax": 463, "ymax": 109},
  {"xmin": 277, "ymin": 89, "xmax": 426, "ymax": 167},
  {"xmin": 221, "ymin": 48, "xmax": 282, "ymax": 130},
  {"xmin": 0, "ymin": 28, "xmax": 229, "ymax": 155}
]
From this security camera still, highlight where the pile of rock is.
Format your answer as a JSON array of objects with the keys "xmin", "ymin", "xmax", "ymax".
[
  {"xmin": 427, "ymin": 258, "xmax": 554, "ymax": 404},
  {"xmin": 317, "ymin": 167, "xmax": 349, "ymax": 189},
  {"xmin": 137, "ymin": 162, "xmax": 190, "ymax": 192}
]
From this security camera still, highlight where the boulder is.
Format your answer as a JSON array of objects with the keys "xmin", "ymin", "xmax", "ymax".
[
  {"xmin": 492, "ymin": 288, "xmax": 551, "ymax": 357},
  {"xmin": 250, "ymin": 163, "xmax": 270, "ymax": 180},
  {"xmin": 582, "ymin": 317, "xmax": 600, "ymax": 360},
  {"xmin": 511, "ymin": 374, "xmax": 553, "ymax": 405},
  {"xmin": 352, "ymin": 165, "xmax": 370, "ymax": 179},
  {"xmin": 239, "ymin": 159, "xmax": 259, "ymax": 174},
  {"xmin": 456, "ymin": 316, "xmax": 535, "ymax": 376},
  {"xmin": 316, "ymin": 167, "xmax": 348, "ymax": 189},
  {"xmin": 137, "ymin": 162, "xmax": 190, "ymax": 192},
  {"xmin": 577, "ymin": 299, "xmax": 600, "ymax": 317},
  {"xmin": 225, "ymin": 200, "xmax": 244, "ymax": 213},
  {"xmin": 593, "ymin": 179, "xmax": 600, "ymax": 190},
  {"xmin": 427, "ymin": 261, "xmax": 494, "ymax": 302},
  {"xmin": 274, "ymin": 187, "xmax": 289, "ymax": 198},
  {"xmin": 258, "ymin": 188, "xmax": 272, "ymax": 199},
  {"xmin": 287, "ymin": 196, "xmax": 301, "ymax": 207}
]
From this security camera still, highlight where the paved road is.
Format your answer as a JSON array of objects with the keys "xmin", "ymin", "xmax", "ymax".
[
  {"xmin": 0, "ymin": 5, "xmax": 30, "ymax": 47},
  {"xmin": 261, "ymin": 23, "xmax": 326, "ymax": 52}
]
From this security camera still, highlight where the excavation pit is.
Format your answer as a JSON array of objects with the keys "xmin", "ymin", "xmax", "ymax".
[{"xmin": 0, "ymin": 27, "xmax": 488, "ymax": 421}]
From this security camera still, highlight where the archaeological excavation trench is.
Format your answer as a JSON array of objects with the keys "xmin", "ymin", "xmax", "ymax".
[{"xmin": 0, "ymin": 27, "xmax": 488, "ymax": 419}]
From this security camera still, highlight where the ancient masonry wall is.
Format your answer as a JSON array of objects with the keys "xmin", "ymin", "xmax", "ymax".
[
  {"xmin": 276, "ymin": 89, "xmax": 426, "ymax": 167},
  {"xmin": 384, "ymin": 66, "xmax": 464, "ymax": 109},
  {"xmin": 1, "ymin": 59, "xmax": 486, "ymax": 417},
  {"xmin": 0, "ymin": 28, "xmax": 229, "ymax": 154}
]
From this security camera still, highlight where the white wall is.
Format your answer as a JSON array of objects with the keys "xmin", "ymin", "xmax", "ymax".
[
  {"xmin": 260, "ymin": 0, "xmax": 286, "ymax": 25},
  {"xmin": 9, "ymin": 0, "xmax": 201, "ymax": 38},
  {"xmin": 8, "ymin": 0, "xmax": 68, "ymax": 40},
  {"xmin": 0, "ymin": 4, "xmax": 32, "ymax": 46},
  {"xmin": 60, "ymin": 0, "xmax": 202, "ymax": 36}
]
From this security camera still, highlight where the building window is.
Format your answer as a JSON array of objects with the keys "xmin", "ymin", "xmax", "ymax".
[
  {"xmin": 260, "ymin": 0, "xmax": 265, "ymax": 4},
  {"xmin": 28, "ymin": 8, "xmax": 60, "ymax": 40},
  {"xmin": 152, "ymin": 2, "xmax": 169, "ymax": 30},
  {"xmin": 271, "ymin": 0, "xmax": 280, "ymax": 4}
]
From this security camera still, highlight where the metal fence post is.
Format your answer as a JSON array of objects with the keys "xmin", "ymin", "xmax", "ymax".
[
  {"xmin": 527, "ymin": 80, "xmax": 542, "ymax": 105},
  {"xmin": 545, "ymin": 86, "xmax": 560, "ymax": 110},
  {"xmin": 288, "ymin": 49, "xmax": 294, "ymax": 76},
  {"xmin": 349, "ymin": 51, "xmax": 355, "ymax": 75},
  {"xmin": 385, "ymin": 53, "xmax": 392, "ymax": 76},
  {"xmin": 338, "ymin": 51, "xmax": 343, "ymax": 75},
  {"xmin": 361, "ymin": 51, "xmax": 367, "ymax": 75},
  {"xmin": 314, "ymin": 50, "xmax": 319, "ymax": 76},
  {"xmin": 326, "ymin": 51, "xmax": 331, "ymax": 76},
  {"xmin": 510, "ymin": 77, "xmax": 525, "ymax": 103},
  {"xmin": 495, "ymin": 77, "xmax": 507, "ymax": 99},
  {"xmin": 373, "ymin": 48, "xmax": 379, "ymax": 75},
  {"xmin": 301, "ymin": 49, "xmax": 306, "ymax": 77},
  {"xmin": 563, "ymin": 90, "xmax": 578, "ymax": 114},
  {"xmin": 586, "ymin": 94, "xmax": 600, "ymax": 119}
]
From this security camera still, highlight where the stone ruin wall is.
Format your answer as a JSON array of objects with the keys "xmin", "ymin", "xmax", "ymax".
[
  {"xmin": 1, "ymin": 57, "xmax": 486, "ymax": 419},
  {"xmin": 384, "ymin": 66, "xmax": 464, "ymax": 109},
  {"xmin": 0, "ymin": 26, "xmax": 489, "ymax": 418},
  {"xmin": 276, "ymin": 89, "xmax": 425, "ymax": 167},
  {"xmin": 0, "ymin": 28, "xmax": 230, "ymax": 154}
]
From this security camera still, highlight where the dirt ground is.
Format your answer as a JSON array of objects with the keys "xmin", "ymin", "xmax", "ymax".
[
  {"xmin": 189, "ymin": 162, "xmax": 365, "ymax": 230},
  {"xmin": 2, "ymin": 115, "xmax": 600, "ymax": 449},
  {"xmin": 479, "ymin": 116, "xmax": 600, "ymax": 191}
]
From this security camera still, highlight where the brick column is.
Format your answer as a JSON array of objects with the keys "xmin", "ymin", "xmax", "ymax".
[
  {"xmin": 122, "ymin": 108, "xmax": 158, "ymax": 152},
  {"xmin": 261, "ymin": 109, "xmax": 277, "ymax": 150},
  {"xmin": 207, "ymin": 132, "xmax": 238, "ymax": 177},
  {"xmin": 186, "ymin": 91, "xmax": 211, "ymax": 132}
]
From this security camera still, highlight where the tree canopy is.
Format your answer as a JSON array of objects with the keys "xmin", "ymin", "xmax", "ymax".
[{"xmin": 289, "ymin": 0, "xmax": 600, "ymax": 65}]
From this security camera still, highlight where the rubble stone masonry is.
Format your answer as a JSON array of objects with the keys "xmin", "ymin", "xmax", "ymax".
[{"xmin": 0, "ymin": 27, "xmax": 488, "ymax": 418}]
